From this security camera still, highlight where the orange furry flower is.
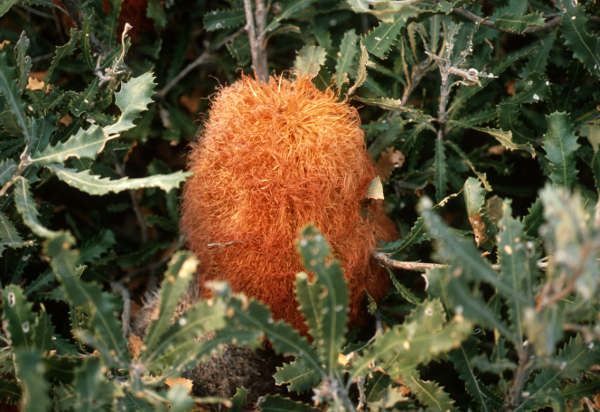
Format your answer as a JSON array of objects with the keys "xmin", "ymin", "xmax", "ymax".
[{"xmin": 181, "ymin": 75, "xmax": 397, "ymax": 335}]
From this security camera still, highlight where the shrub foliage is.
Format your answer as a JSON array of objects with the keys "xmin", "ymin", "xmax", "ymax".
[{"xmin": 1, "ymin": 0, "xmax": 600, "ymax": 411}]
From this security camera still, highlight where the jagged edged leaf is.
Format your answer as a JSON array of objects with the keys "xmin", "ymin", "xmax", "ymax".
[
  {"xmin": 558, "ymin": 0, "xmax": 600, "ymax": 77},
  {"xmin": 468, "ymin": 125, "xmax": 535, "ymax": 158},
  {"xmin": 523, "ymin": 197, "xmax": 543, "ymax": 237},
  {"xmin": 13, "ymin": 349, "xmax": 51, "ymax": 412},
  {"xmin": 463, "ymin": 177, "xmax": 496, "ymax": 249},
  {"xmin": 434, "ymin": 134, "xmax": 447, "ymax": 203},
  {"xmin": 312, "ymin": 66, "xmax": 332, "ymax": 91},
  {"xmin": 79, "ymin": 13, "xmax": 95, "ymax": 71},
  {"xmin": 404, "ymin": 373, "xmax": 457, "ymax": 412},
  {"xmin": 46, "ymin": 164, "xmax": 192, "ymax": 195},
  {"xmin": 116, "ymin": 240, "xmax": 167, "ymax": 268},
  {"xmin": 211, "ymin": 282, "xmax": 324, "ymax": 375},
  {"xmin": 31, "ymin": 125, "xmax": 112, "ymax": 166},
  {"xmin": 14, "ymin": 31, "xmax": 31, "ymax": 93},
  {"xmin": 0, "ymin": 110, "xmax": 24, "ymax": 137},
  {"xmin": 560, "ymin": 379, "xmax": 600, "ymax": 402},
  {"xmin": 455, "ymin": 109, "xmax": 497, "ymax": 128},
  {"xmin": 335, "ymin": 30, "xmax": 359, "ymax": 87},
  {"xmin": 70, "ymin": 77, "xmax": 99, "ymax": 117},
  {"xmin": 521, "ymin": 31, "xmax": 556, "ymax": 78},
  {"xmin": 348, "ymin": 44, "xmax": 371, "ymax": 95},
  {"xmin": 263, "ymin": 0, "xmax": 317, "ymax": 33},
  {"xmin": 294, "ymin": 45, "xmax": 327, "ymax": 78},
  {"xmin": 143, "ymin": 251, "xmax": 197, "ymax": 354},
  {"xmin": 0, "ymin": 379, "xmax": 20, "ymax": 404},
  {"xmin": 449, "ymin": 338, "xmax": 504, "ymax": 412},
  {"xmin": 259, "ymin": 395, "xmax": 321, "ymax": 412},
  {"xmin": 542, "ymin": 112, "xmax": 580, "ymax": 188},
  {"xmin": 508, "ymin": 73, "xmax": 550, "ymax": 105},
  {"xmin": 368, "ymin": 121, "xmax": 402, "ymax": 159},
  {"xmin": 273, "ymin": 358, "xmax": 321, "ymax": 393},
  {"xmin": 78, "ymin": 230, "xmax": 116, "ymax": 264},
  {"xmin": 24, "ymin": 270, "xmax": 55, "ymax": 296},
  {"xmin": 0, "ymin": 211, "xmax": 25, "ymax": 248},
  {"xmin": 72, "ymin": 356, "xmax": 120, "ymax": 410},
  {"xmin": 361, "ymin": 16, "xmax": 404, "ymax": 59},
  {"xmin": 14, "ymin": 177, "xmax": 61, "ymax": 239},
  {"xmin": 227, "ymin": 34, "xmax": 250, "ymax": 64},
  {"xmin": 497, "ymin": 103, "xmax": 535, "ymax": 145},
  {"xmin": 0, "ymin": 54, "xmax": 30, "ymax": 146},
  {"xmin": 389, "ymin": 269, "xmax": 421, "ymax": 305},
  {"xmin": 349, "ymin": 299, "xmax": 472, "ymax": 382},
  {"xmin": 296, "ymin": 224, "xmax": 348, "ymax": 374},
  {"xmin": 420, "ymin": 201, "xmax": 531, "ymax": 306},
  {"xmin": 58, "ymin": 274, "xmax": 128, "ymax": 367},
  {"xmin": 379, "ymin": 216, "xmax": 429, "ymax": 255},
  {"xmin": 103, "ymin": 72, "xmax": 157, "ymax": 135},
  {"xmin": 1, "ymin": 285, "xmax": 37, "ymax": 349},
  {"xmin": 44, "ymin": 28, "xmax": 79, "ymax": 85},
  {"xmin": 203, "ymin": 8, "xmax": 245, "ymax": 31},
  {"xmin": 494, "ymin": 12, "xmax": 545, "ymax": 34},
  {"xmin": 346, "ymin": 0, "xmax": 369, "ymax": 13},
  {"xmin": 30, "ymin": 115, "xmax": 57, "ymax": 156},
  {"xmin": 227, "ymin": 387, "xmax": 247, "ymax": 412},
  {"xmin": 447, "ymin": 142, "xmax": 492, "ymax": 192},
  {"xmin": 0, "ymin": 0, "xmax": 18, "ymax": 17},
  {"xmin": 147, "ymin": 0, "xmax": 167, "ymax": 28},
  {"xmin": 497, "ymin": 201, "xmax": 538, "ymax": 343}
]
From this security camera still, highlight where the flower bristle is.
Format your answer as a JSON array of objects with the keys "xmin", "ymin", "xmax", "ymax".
[{"xmin": 181, "ymin": 74, "xmax": 397, "ymax": 334}]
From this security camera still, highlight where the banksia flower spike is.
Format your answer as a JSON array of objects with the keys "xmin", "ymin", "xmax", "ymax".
[{"xmin": 181, "ymin": 74, "xmax": 397, "ymax": 335}]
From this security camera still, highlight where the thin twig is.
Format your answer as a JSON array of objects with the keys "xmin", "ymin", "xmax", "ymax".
[
  {"xmin": 255, "ymin": 0, "xmax": 268, "ymax": 78},
  {"xmin": 0, "ymin": 148, "xmax": 31, "ymax": 198},
  {"xmin": 243, "ymin": 0, "xmax": 267, "ymax": 81},
  {"xmin": 500, "ymin": 344, "xmax": 533, "ymax": 412},
  {"xmin": 111, "ymin": 281, "xmax": 132, "ymax": 338},
  {"xmin": 155, "ymin": 29, "xmax": 243, "ymax": 99},
  {"xmin": 451, "ymin": 6, "xmax": 561, "ymax": 34}
]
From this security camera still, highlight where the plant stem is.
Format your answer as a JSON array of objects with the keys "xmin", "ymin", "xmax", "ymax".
[
  {"xmin": 0, "ymin": 148, "xmax": 31, "ymax": 199},
  {"xmin": 244, "ymin": 0, "xmax": 268, "ymax": 81},
  {"xmin": 501, "ymin": 344, "xmax": 533, "ymax": 412}
]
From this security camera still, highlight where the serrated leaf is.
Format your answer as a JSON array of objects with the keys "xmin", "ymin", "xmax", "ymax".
[
  {"xmin": 508, "ymin": 73, "xmax": 550, "ymax": 105},
  {"xmin": 542, "ymin": 112, "xmax": 580, "ymax": 187},
  {"xmin": 523, "ymin": 197, "xmax": 543, "ymax": 237},
  {"xmin": 346, "ymin": 0, "xmax": 369, "ymax": 13},
  {"xmin": 228, "ymin": 387, "xmax": 247, "ymax": 412},
  {"xmin": 447, "ymin": 141, "xmax": 492, "ymax": 191},
  {"xmin": 0, "ymin": 0, "xmax": 18, "ymax": 17},
  {"xmin": 389, "ymin": 269, "xmax": 421, "ymax": 305},
  {"xmin": 294, "ymin": 45, "xmax": 327, "ymax": 78},
  {"xmin": 43, "ymin": 232, "xmax": 80, "ymax": 279},
  {"xmin": 558, "ymin": 0, "xmax": 600, "ymax": 77},
  {"xmin": 227, "ymin": 34, "xmax": 250, "ymax": 64},
  {"xmin": 13, "ymin": 349, "xmax": 51, "ymax": 412},
  {"xmin": 1, "ymin": 285, "xmax": 37, "ymax": 349},
  {"xmin": 70, "ymin": 77, "xmax": 99, "ymax": 117},
  {"xmin": 46, "ymin": 164, "xmax": 191, "ymax": 195},
  {"xmin": 211, "ymin": 282, "xmax": 324, "ymax": 375},
  {"xmin": 72, "ymin": 356, "xmax": 119, "ymax": 410},
  {"xmin": 449, "ymin": 338, "xmax": 504, "ymax": 412},
  {"xmin": 263, "ymin": 0, "xmax": 317, "ymax": 34},
  {"xmin": 0, "ymin": 211, "xmax": 26, "ymax": 249},
  {"xmin": 404, "ymin": 373, "xmax": 457, "ymax": 412},
  {"xmin": 143, "ymin": 251, "xmax": 197, "ymax": 354},
  {"xmin": 434, "ymin": 134, "xmax": 447, "ymax": 203},
  {"xmin": 296, "ymin": 225, "xmax": 348, "ymax": 374},
  {"xmin": 379, "ymin": 216, "xmax": 429, "ymax": 255},
  {"xmin": 368, "ymin": 121, "xmax": 402, "ymax": 160},
  {"xmin": 463, "ymin": 177, "xmax": 494, "ymax": 248},
  {"xmin": 103, "ymin": 72, "xmax": 157, "ymax": 135},
  {"xmin": 0, "ymin": 158, "xmax": 17, "ymax": 186},
  {"xmin": 259, "ymin": 395, "xmax": 321, "ymax": 412},
  {"xmin": 44, "ymin": 28, "xmax": 79, "ymax": 85},
  {"xmin": 349, "ymin": 299, "xmax": 472, "ymax": 381},
  {"xmin": 361, "ymin": 16, "xmax": 404, "ymax": 60},
  {"xmin": 0, "ymin": 54, "xmax": 31, "ymax": 146},
  {"xmin": 497, "ymin": 103, "xmax": 535, "ymax": 145},
  {"xmin": 78, "ymin": 230, "xmax": 116, "ymax": 264},
  {"xmin": 0, "ymin": 379, "xmax": 20, "ymax": 405},
  {"xmin": 29, "ymin": 115, "xmax": 57, "ymax": 156},
  {"xmin": 203, "ymin": 8, "xmax": 245, "ymax": 31},
  {"xmin": 335, "ymin": 30, "xmax": 359, "ymax": 88},
  {"xmin": 494, "ymin": 12, "xmax": 545, "ymax": 34},
  {"xmin": 274, "ymin": 358, "xmax": 321, "ymax": 393},
  {"xmin": 79, "ymin": 13, "xmax": 95, "ymax": 71},
  {"xmin": 521, "ymin": 31, "xmax": 556, "ymax": 78},
  {"xmin": 14, "ymin": 31, "xmax": 31, "ymax": 93},
  {"xmin": 58, "ymin": 274, "xmax": 128, "ymax": 367},
  {"xmin": 147, "ymin": 0, "xmax": 167, "ymax": 28},
  {"xmin": 470, "ymin": 125, "xmax": 536, "ymax": 158},
  {"xmin": 348, "ymin": 44, "xmax": 371, "ymax": 95},
  {"xmin": 31, "ymin": 125, "xmax": 112, "ymax": 166},
  {"xmin": 14, "ymin": 177, "xmax": 60, "ymax": 239}
]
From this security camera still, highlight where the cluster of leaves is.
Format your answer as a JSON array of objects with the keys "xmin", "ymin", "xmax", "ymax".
[{"xmin": 1, "ymin": 0, "xmax": 600, "ymax": 411}]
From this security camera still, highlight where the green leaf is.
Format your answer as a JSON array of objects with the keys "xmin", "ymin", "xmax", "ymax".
[
  {"xmin": 43, "ymin": 232, "xmax": 80, "ymax": 279},
  {"xmin": 203, "ymin": 9, "xmax": 245, "ymax": 31},
  {"xmin": 463, "ymin": 177, "xmax": 496, "ymax": 249},
  {"xmin": 389, "ymin": 269, "xmax": 421, "ymax": 305},
  {"xmin": 103, "ymin": 72, "xmax": 157, "ymax": 135},
  {"xmin": 147, "ymin": 0, "xmax": 167, "ymax": 28},
  {"xmin": 0, "ymin": 159, "xmax": 16, "ymax": 186},
  {"xmin": 497, "ymin": 103, "xmax": 535, "ymax": 145},
  {"xmin": 447, "ymin": 141, "xmax": 492, "ymax": 191},
  {"xmin": 0, "ymin": 211, "xmax": 27, "ymax": 249},
  {"xmin": 508, "ymin": 73, "xmax": 550, "ymax": 104},
  {"xmin": 294, "ymin": 45, "xmax": 327, "ymax": 78},
  {"xmin": 0, "ymin": 0, "xmax": 18, "ymax": 17},
  {"xmin": 558, "ymin": 0, "xmax": 600, "ymax": 77},
  {"xmin": 379, "ymin": 216, "xmax": 429, "ymax": 255},
  {"xmin": 1, "ymin": 285, "xmax": 37, "ymax": 349},
  {"xmin": 542, "ymin": 112, "xmax": 580, "ymax": 187},
  {"xmin": 346, "ymin": 0, "xmax": 369, "ymax": 13},
  {"xmin": 494, "ymin": 12, "xmax": 545, "ymax": 34},
  {"xmin": 523, "ymin": 197, "xmax": 543, "ymax": 237},
  {"xmin": 143, "ymin": 251, "xmax": 197, "ymax": 354},
  {"xmin": 58, "ymin": 275, "xmax": 128, "ymax": 367},
  {"xmin": 274, "ymin": 358, "xmax": 321, "ymax": 393},
  {"xmin": 361, "ymin": 16, "xmax": 404, "ymax": 59},
  {"xmin": 72, "ymin": 356, "xmax": 119, "ymax": 410},
  {"xmin": 211, "ymin": 282, "xmax": 324, "ymax": 376},
  {"xmin": 13, "ymin": 349, "xmax": 51, "ymax": 412},
  {"xmin": 0, "ymin": 379, "xmax": 20, "ymax": 405},
  {"xmin": 296, "ymin": 225, "xmax": 348, "ymax": 374},
  {"xmin": 79, "ymin": 13, "xmax": 95, "ymax": 71},
  {"xmin": 263, "ymin": 0, "xmax": 317, "ymax": 34},
  {"xmin": 227, "ymin": 34, "xmax": 250, "ymax": 64},
  {"xmin": 70, "ymin": 77, "xmax": 99, "ymax": 117},
  {"xmin": 78, "ymin": 230, "xmax": 116, "ymax": 264},
  {"xmin": 44, "ymin": 28, "xmax": 79, "ymax": 85},
  {"xmin": 348, "ymin": 44, "xmax": 372, "ymax": 95},
  {"xmin": 449, "ymin": 338, "xmax": 504, "ymax": 412},
  {"xmin": 14, "ymin": 177, "xmax": 61, "ymax": 239},
  {"xmin": 30, "ymin": 125, "xmax": 112, "ymax": 166},
  {"xmin": 335, "ymin": 30, "xmax": 359, "ymax": 87},
  {"xmin": 46, "ymin": 164, "xmax": 192, "ymax": 195},
  {"xmin": 228, "ymin": 387, "xmax": 247, "ymax": 412},
  {"xmin": 0, "ymin": 54, "xmax": 30, "ymax": 146},
  {"xmin": 521, "ymin": 31, "xmax": 556, "ymax": 78},
  {"xmin": 404, "ymin": 373, "xmax": 457, "ymax": 412},
  {"xmin": 259, "ymin": 395, "xmax": 321, "ymax": 412},
  {"xmin": 463, "ymin": 125, "xmax": 536, "ymax": 158},
  {"xmin": 14, "ymin": 31, "xmax": 31, "ymax": 93},
  {"xmin": 434, "ymin": 134, "xmax": 447, "ymax": 203},
  {"xmin": 349, "ymin": 299, "xmax": 472, "ymax": 381}
]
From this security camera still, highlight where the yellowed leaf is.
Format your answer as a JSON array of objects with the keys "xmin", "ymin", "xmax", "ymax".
[
  {"xmin": 365, "ymin": 176, "xmax": 384, "ymax": 200},
  {"xmin": 128, "ymin": 333, "xmax": 143, "ymax": 360},
  {"xmin": 59, "ymin": 114, "xmax": 73, "ymax": 126},
  {"xmin": 0, "ymin": 41, "xmax": 10, "ymax": 50},
  {"xmin": 26, "ymin": 77, "xmax": 45, "ymax": 91},
  {"xmin": 375, "ymin": 147, "xmax": 405, "ymax": 183},
  {"xmin": 165, "ymin": 377, "xmax": 194, "ymax": 392}
]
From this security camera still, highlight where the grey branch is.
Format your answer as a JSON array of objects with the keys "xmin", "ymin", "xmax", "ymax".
[{"xmin": 451, "ymin": 6, "xmax": 561, "ymax": 34}]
